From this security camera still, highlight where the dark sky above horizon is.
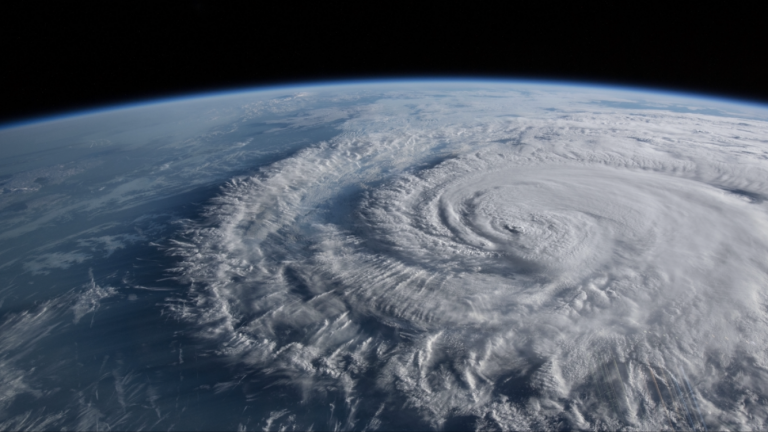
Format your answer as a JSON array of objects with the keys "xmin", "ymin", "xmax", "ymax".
[{"xmin": 2, "ymin": 2, "xmax": 766, "ymax": 125}]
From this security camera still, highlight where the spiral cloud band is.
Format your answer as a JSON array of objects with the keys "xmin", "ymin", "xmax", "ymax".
[{"xmin": 169, "ymin": 90, "xmax": 768, "ymax": 430}]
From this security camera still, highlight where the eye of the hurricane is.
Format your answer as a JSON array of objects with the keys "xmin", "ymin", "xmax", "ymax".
[
  {"xmin": 503, "ymin": 224, "xmax": 522, "ymax": 234},
  {"xmin": 360, "ymin": 163, "xmax": 664, "ymax": 280}
]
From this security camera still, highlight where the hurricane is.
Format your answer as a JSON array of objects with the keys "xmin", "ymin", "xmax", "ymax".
[{"xmin": 169, "ymin": 105, "xmax": 768, "ymax": 430}]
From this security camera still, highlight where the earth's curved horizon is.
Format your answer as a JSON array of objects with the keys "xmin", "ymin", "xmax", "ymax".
[
  {"xmin": 6, "ymin": 78, "xmax": 768, "ymax": 132},
  {"xmin": 2, "ymin": 79, "xmax": 768, "ymax": 431}
]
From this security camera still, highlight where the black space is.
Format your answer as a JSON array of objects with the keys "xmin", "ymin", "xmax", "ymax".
[{"xmin": 2, "ymin": 2, "xmax": 766, "ymax": 125}]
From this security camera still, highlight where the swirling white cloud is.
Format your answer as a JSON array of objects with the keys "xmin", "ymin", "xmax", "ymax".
[{"xmin": 169, "ymin": 93, "xmax": 768, "ymax": 431}]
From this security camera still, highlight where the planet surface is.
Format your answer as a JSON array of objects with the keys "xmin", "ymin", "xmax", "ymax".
[{"xmin": 2, "ymin": 80, "xmax": 768, "ymax": 431}]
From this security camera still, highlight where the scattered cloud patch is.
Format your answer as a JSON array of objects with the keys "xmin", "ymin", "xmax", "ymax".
[
  {"xmin": 77, "ymin": 234, "xmax": 143, "ymax": 257},
  {"xmin": 24, "ymin": 251, "xmax": 91, "ymax": 275},
  {"xmin": 72, "ymin": 271, "xmax": 117, "ymax": 325}
]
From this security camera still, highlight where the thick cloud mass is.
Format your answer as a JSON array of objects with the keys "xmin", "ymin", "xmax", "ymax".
[{"xmin": 168, "ymin": 99, "xmax": 768, "ymax": 430}]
